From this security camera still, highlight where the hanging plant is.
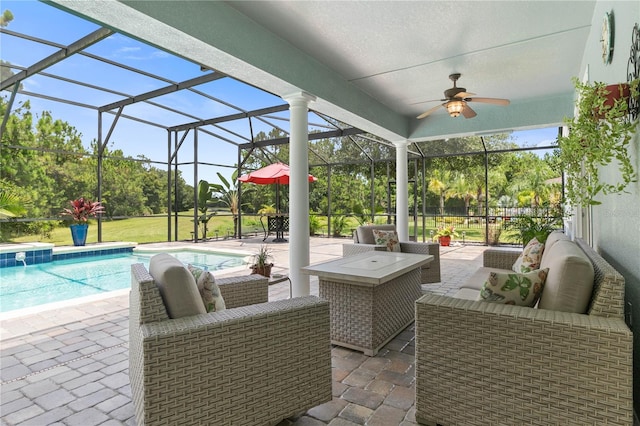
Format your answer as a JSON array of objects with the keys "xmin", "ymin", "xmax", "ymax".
[{"xmin": 558, "ymin": 77, "xmax": 639, "ymax": 205}]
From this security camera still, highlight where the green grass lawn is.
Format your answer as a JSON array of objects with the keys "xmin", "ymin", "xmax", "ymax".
[
  {"xmin": 11, "ymin": 213, "xmax": 243, "ymax": 245},
  {"xmin": 9, "ymin": 213, "xmax": 521, "ymax": 246}
]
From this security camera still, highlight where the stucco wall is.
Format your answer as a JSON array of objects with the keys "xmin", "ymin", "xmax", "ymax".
[{"xmin": 580, "ymin": 0, "xmax": 640, "ymax": 418}]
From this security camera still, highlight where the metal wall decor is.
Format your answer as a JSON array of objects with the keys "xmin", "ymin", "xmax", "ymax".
[{"xmin": 627, "ymin": 23, "xmax": 639, "ymax": 119}]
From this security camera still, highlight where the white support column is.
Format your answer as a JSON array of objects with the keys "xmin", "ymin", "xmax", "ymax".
[
  {"xmin": 393, "ymin": 140, "xmax": 409, "ymax": 241},
  {"xmin": 282, "ymin": 92, "xmax": 316, "ymax": 297}
]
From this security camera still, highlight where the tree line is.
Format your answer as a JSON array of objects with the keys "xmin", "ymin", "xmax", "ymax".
[
  {"xmin": 0, "ymin": 98, "xmax": 193, "ymax": 240},
  {"xmin": 1, "ymin": 96, "xmax": 561, "ymax": 242},
  {"xmin": 238, "ymin": 129, "xmax": 562, "ymax": 221}
]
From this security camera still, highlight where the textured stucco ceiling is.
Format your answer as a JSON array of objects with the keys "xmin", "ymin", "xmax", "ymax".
[{"xmin": 48, "ymin": 0, "xmax": 597, "ymax": 143}]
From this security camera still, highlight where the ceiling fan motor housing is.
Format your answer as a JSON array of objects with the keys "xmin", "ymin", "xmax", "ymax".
[{"xmin": 445, "ymin": 87, "xmax": 466, "ymax": 99}]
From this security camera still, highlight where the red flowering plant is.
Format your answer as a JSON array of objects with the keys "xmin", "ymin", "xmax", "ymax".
[{"xmin": 61, "ymin": 197, "xmax": 105, "ymax": 223}]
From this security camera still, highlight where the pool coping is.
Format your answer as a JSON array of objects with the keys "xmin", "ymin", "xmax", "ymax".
[{"xmin": 0, "ymin": 242, "xmax": 257, "ymax": 319}]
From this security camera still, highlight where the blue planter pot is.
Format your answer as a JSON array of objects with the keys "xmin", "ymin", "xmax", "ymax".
[{"xmin": 70, "ymin": 224, "xmax": 89, "ymax": 246}]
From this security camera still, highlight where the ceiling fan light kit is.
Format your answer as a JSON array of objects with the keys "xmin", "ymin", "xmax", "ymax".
[
  {"xmin": 446, "ymin": 100, "xmax": 465, "ymax": 117},
  {"xmin": 417, "ymin": 73, "xmax": 510, "ymax": 120}
]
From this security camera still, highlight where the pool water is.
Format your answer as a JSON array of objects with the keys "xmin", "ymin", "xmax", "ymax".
[{"xmin": 0, "ymin": 251, "xmax": 247, "ymax": 313}]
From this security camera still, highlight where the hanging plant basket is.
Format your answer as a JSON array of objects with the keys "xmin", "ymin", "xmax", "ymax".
[
  {"xmin": 558, "ymin": 77, "xmax": 639, "ymax": 206},
  {"xmin": 593, "ymin": 83, "xmax": 631, "ymax": 119}
]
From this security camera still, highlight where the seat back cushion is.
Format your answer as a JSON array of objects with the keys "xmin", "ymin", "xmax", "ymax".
[
  {"xmin": 149, "ymin": 253, "xmax": 206, "ymax": 318},
  {"xmin": 538, "ymin": 240, "xmax": 594, "ymax": 313},
  {"xmin": 187, "ymin": 264, "xmax": 226, "ymax": 312},
  {"xmin": 542, "ymin": 230, "xmax": 570, "ymax": 253},
  {"xmin": 372, "ymin": 229, "xmax": 402, "ymax": 252},
  {"xmin": 355, "ymin": 224, "xmax": 396, "ymax": 244}
]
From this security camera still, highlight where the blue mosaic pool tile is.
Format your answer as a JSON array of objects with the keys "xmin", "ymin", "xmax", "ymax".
[
  {"xmin": 0, "ymin": 246, "xmax": 133, "ymax": 267},
  {"xmin": 52, "ymin": 247, "xmax": 134, "ymax": 262},
  {"xmin": 0, "ymin": 249, "xmax": 53, "ymax": 267}
]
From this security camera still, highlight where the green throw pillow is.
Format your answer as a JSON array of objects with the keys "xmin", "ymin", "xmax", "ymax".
[
  {"xmin": 187, "ymin": 265, "xmax": 226, "ymax": 312},
  {"xmin": 479, "ymin": 268, "xmax": 549, "ymax": 307}
]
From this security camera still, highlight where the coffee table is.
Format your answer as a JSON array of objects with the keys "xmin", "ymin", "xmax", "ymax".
[{"xmin": 302, "ymin": 251, "xmax": 433, "ymax": 356}]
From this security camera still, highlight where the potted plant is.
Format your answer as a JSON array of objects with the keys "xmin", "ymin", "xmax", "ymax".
[
  {"xmin": 251, "ymin": 245, "xmax": 274, "ymax": 278},
  {"xmin": 504, "ymin": 209, "xmax": 562, "ymax": 247},
  {"xmin": 558, "ymin": 77, "xmax": 639, "ymax": 206},
  {"xmin": 61, "ymin": 197, "xmax": 105, "ymax": 246},
  {"xmin": 432, "ymin": 225, "xmax": 459, "ymax": 246}
]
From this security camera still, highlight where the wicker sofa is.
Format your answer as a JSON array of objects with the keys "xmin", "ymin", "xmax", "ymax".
[
  {"xmin": 415, "ymin": 237, "xmax": 632, "ymax": 425},
  {"xmin": 129, "ymin": 258, "xmax": 332, "ymax": 426},
  {"xmin": 343, "ymin": 224, "xmax": 441, "ymax": 283}
]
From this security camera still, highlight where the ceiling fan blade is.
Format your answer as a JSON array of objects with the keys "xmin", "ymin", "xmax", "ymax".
[
  {"xmin": 410, "ymin": 98, "xmax": 446, "ymax": 105},
  {"xmin": 454, "ymin": 91, "xmax": 475, "ymax": 98},
  {"xmin": 466, "ymin": 97, "xmax": 510, "ymax": 106},
  {"xmin": 416, "ymin": 103, "xmax": 444, "ymax": 119},
  {"xmin": 462, "ymin": 105, "xmax": 477, "ymax": 119}
]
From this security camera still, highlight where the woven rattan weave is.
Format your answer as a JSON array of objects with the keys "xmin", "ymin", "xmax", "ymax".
[
  {"xmin": 129, "ymin": 263, "xmax": 332, "ymax": 426},
  {"xmin": 415, "ymin": 238, "xmax": 632, "ymax": 425},
  {"xmin": 318, "ymin": 264, "xmax": 423, "ymax": 356}
]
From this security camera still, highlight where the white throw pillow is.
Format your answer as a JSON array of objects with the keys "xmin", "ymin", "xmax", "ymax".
[
  {"xmin": 187, "ymin": 265, "xmax": 226, "ymax": 312},
  {"xmin": 372, "ymin": 229, "xmax": 401, "ymax": 252},
  {"xmin": 479, "ymin": 268, "xmax": 549, "ymax": 307},
  {"xmin": 512, "ymin": 237, "xmax": 545, "ymax": 273}
]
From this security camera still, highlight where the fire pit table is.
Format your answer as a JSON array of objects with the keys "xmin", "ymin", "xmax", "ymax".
[{"xmin": 302, "ymin": 251, "xmax": 432, "ymax": 356}]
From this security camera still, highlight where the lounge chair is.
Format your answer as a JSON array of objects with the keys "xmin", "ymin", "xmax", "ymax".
[
  {"xmin": 129, "ymin": 257, "xmax": 332, "ymax": 425},
  {"xmin": 343, "ymin": 224, "xmax": 441, "ymax": 283}
]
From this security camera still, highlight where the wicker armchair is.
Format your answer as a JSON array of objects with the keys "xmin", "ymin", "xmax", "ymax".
[
  {"xmin": 130, "ymin": 263, "xmax": 332, "ymax": 426},
  {"xmin": 343, "ymin": 224, "xmax": 440, "ymax": 283},
  {"xmin": 415, "ymin": 239, "xmax": 632, "ymax": 425}
]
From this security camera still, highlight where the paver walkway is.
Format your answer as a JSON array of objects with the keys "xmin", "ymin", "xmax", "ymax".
[{"xmin": 1, "ymin": 237, "xmax": 487, "ymax": 425}]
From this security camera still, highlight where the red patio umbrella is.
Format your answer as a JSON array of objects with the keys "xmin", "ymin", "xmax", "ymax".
[
  {"xmin": 238, "ymin": 162, "xmax": 317, "ymax": 214},
  {"xmin": 238, "ymin": 162, "xmax": 317, "ymax": 185}
]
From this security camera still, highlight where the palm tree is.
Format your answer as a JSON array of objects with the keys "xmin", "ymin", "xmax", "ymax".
[
  {"xmin": 210, "ymin": 170, "xmax": 244, "ymax": 238},
  {"xmin": 196, "ymin": 179, "xmax": 216, "ymax": 240},
  {"xmin": 447, "ymin": 173, "xmax": 476, "ymax": 216},
  {"xmin": 0, "ymin": 185, "xmax": 26, "ymax": 218},
  {"xmin": 428, "ymin": 170, "xmax": 452, "ymax": 216}
]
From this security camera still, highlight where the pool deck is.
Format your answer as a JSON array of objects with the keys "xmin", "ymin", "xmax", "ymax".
[{"xmin": 0, "ymin": 236, "xmax": 487, "ymax": 425}]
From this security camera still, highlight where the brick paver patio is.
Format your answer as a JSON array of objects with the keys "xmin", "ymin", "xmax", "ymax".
[{"xmin": 1, "ymin": 237, "xmax": 486, "ymax": 425}]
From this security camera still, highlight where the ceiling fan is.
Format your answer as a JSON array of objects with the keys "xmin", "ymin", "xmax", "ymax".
[{"xmin": 416, "ymin": 73, "xmax": 510, "ymax": 119}]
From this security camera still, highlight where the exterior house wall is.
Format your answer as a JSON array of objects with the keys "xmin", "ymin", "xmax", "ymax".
[{"xmin": 579, "ymin": 0, "xmax": 640, "ymax": 419}]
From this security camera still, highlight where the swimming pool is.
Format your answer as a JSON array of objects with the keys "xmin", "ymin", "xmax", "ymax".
[{"xmin": 0, "ymin": 250, "xmax": 249, "ymax": 313}]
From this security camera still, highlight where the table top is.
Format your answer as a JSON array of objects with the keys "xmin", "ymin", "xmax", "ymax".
[{"xmin": 301, "ymin": 251, "xmax": 433, "ymax": 286}]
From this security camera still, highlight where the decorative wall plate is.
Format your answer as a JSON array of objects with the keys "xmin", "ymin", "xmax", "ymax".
[{"xmin": 601, "ymin": 11, "xmax": 614, "ymax": 64}]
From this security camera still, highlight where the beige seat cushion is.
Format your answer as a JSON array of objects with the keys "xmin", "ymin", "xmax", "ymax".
[
  {"xmin": 538, "ymin": 240, "xmax": 594, "ymax": 313},
  {"xmin": 149, "ymin": 253, "xmax": 206, "ymax": 318},
  {"xmin": 452, "ymin": 287, "xmax": 480, "ymax": 300}
]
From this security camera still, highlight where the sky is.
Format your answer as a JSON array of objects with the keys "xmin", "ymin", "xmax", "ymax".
[{"xmin": 1, "ymin": 1, "xmax": 559, "ymax": 186}]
